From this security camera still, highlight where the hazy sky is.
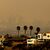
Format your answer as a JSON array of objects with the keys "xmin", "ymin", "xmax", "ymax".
[{"xmin": 0, "ymin": 0, "xmax": 50, "ymax": 33}]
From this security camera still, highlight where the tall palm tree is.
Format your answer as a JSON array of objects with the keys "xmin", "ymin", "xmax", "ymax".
[
  {"xmin": 36, "ymin": 27, "xmax": 40, "ymax": 34},
  {"xmin": 17, "ymin": 26, "xmax": 20, "ymax": 36},
  {"xmin": 29, "ymin": 26, "xmax": 33, "ymax": 36},
  {"xmin": 24, "ymin": 26, "xmax": 27, "ymax": 35},
  {"xmin": 35, "ymin": 27, "xmax": 40, "ymax": 39}
]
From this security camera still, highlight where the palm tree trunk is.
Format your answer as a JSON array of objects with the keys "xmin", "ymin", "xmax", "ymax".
[
  {"xmin": 30, "ymin": 30, "xmax": 32, "ymax": 36},
  {"xmin": 18, "ymin": 30, "xmax": 19, "ymax": 37},
  {"xmin": 25, "ymin": 30, "xmax": 26, "ymax": 35}
]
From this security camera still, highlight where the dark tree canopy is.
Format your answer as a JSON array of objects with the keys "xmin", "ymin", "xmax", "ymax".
[
  {"xmin": 36, "ymin": 27, "xmax": 40, "ymax": 33},
  {"xmin": 17, "ymin": 26, "xmax": 20, "ymax": 30},
  {"xmin": 29, "ymin": 26, "xmax": 33, "ymax": 30},
  {"xmin": 24, "ymin": 26, "xmax": 27, "ymax": 30},
  {"xmin": 35, "ymin": 32, "xmax": 38, "ymax": 35}
]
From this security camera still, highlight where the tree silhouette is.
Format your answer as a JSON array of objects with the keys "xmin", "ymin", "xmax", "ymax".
[
  {"xmin": 17, "ymin": 26, "xmax": 20, "ymax": 36},
  {"xmin": 29, "ymin": 26, "xmax": 33, "ymax": 36},
  {"xmin": 35, "ymin": 27, "xmax": 40, "ymax": 39},
  {"xmin": 24, "ymin": 26, "xmax": 27, "ymax": 35},
  {"xmin": 36, "ymin": 27, "xmax": 40, "ymax": 33}
]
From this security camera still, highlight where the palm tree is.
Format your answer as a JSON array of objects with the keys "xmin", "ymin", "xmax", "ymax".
[
  {"xmin": 29, "ymin": 26, "xmax": 33, "ymax": 36},
  {"xmin": 35, "ymin": 27, "xmax": 40, "ymax": 39},
  {"xmin": 36, "ymin": 27, "xmax": 40, "ymax": 34},
  {"xmin": 24, "ymin": 26, "xmax": 27, "ymax": 35},
  {"xmin": 17, "ymin": 26, "xmax": 20, "ymax": 36}
]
